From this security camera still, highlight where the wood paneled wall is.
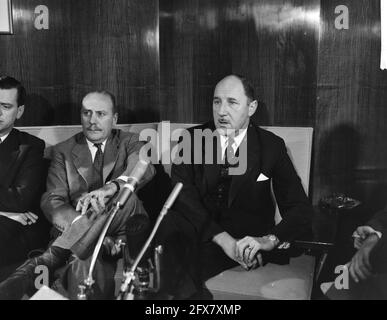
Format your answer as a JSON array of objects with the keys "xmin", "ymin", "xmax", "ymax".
[
  {"xmin": 2, "ymin": 0, "xmax": 387, "ymax": 210},
  {"xmin": 160, "ymin": 0, "xmax": 387, "ymax": 210},
  {"xmin": 0, "ymin": 0, "xmax": 159, "ymax": 125},
  {"xmin": 160, "ymin": 0, "xmax": 320, "ymax": 125},
  {"xmin": 315, "ymin": 0, "xmax": 387, "ymax": 214}
]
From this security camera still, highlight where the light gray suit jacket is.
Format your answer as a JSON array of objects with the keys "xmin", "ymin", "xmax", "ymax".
[{"xmin": 41, "ymin": 129, "xmax": 155, "ymax": 234}]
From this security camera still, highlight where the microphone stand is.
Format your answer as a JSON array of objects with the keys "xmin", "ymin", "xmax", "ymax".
[
  {"xmin": 117, "ymin": 182, "xmax": 183, "ymax": 300},
  {"xmin": 77, "ymin": 201, "xmax": 125, "ymax": 300}
]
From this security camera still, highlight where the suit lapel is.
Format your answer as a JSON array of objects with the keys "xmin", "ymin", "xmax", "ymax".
[
  {"xmin": 102, "ymin": 131, "xmax": 120, "ymax": 183},
  {"xmin": 202, "ymin": 123, "xmax": 222, "ymax": 189},
  {"xmin": 0, "ymin": 129, "xmax": 20, "ymax": 184},
  {"xmin": 72, "ymin": 135, "xmax": 94, "ymax": 187},
  {"xmin": 228, "ymin": 123, "xmax": 261, "ymax": 207}
]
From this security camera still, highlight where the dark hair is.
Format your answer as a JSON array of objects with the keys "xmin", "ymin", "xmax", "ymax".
[
  {"xmin": 0, "ymin": 75, "xmax": 26, "ymax": 106},
  {"xmin": 223, "ymin": 74, "xmax": 256, "ymax": 102},
  {"xmin": 83, "ymin": 90, "xmax": 117, "ymax": 114}
]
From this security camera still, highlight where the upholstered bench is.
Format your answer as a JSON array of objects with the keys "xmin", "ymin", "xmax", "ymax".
[{"xmin": 19, "ymin": 122, "xmax": 315, "ymax": 300}]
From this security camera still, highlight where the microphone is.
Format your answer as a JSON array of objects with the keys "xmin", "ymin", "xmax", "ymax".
[
  {"xmin": 115, "ymin": 160, "xmax": 149, "ymax": 208},
  {"xmin": 160, "ymin": 182, "xmax": 183, "ymax": 217},
  {"xmin": 117, "ymin": 182, "xmax": 183, "ymax": 299}
]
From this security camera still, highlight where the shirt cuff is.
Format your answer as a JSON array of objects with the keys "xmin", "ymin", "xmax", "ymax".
[
  {"xmin": 368, "ymin": 226, "xmax": 382, "ymax": 239},
  {"xmin": 117, "ymin": 175, "xmax": 129, "ymax": 183}
]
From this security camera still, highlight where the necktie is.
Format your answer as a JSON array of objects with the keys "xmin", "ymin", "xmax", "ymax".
[
  {"xmin": 225, "ymin": 136, "xmax": 237, "ymax": 167},
  {"xmin": 93, "ymin": 143, "xmax": 104, "ymax": 181}
]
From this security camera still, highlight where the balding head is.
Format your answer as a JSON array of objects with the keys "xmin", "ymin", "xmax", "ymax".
[
  {"xmin": 213, "ymin": 75, "xmax": 258, "ymax": 134},
  {"xmin": 81, "ymin": 91, "xmax": 118, "ymax": 143}
]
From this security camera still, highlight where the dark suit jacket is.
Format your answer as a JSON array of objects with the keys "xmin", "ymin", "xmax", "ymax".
[
  {"xmin": 171, "ymin": 121, "xmax": 313, "ymax": 242},
  {"xmin": 41, "ymin": 129, "xmax": 155, "ymax": 234},
  {"xmin": 0, "ymin": 129, "xmax": 49, "ymax": 265},
  {"xmin": 0, "ymin": 128, "xmax": 46, "ymax": 214},
  {"xmin": 367, "ymin": 209, "xmax": 387, "ymax": 274}
]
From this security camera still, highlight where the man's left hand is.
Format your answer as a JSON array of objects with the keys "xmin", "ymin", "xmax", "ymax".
[{"xmin": 235, "ymin": 235, "xmax": 278, "ymax": 266}]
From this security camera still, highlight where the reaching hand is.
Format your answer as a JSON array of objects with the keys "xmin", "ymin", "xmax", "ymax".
[{"xmin": 348, "ymin": 233, "xmax": 380, "ymax": 283}]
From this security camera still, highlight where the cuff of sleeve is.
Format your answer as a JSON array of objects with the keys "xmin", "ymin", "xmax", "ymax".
[{"xmin": 117, "ymin": 175, "xmax": 129, "ymax": 183}]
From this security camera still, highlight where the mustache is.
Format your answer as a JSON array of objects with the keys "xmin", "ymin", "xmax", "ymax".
[{"xmin": 86, "ymin": 126, "xmax": 102, "ymax": 131}]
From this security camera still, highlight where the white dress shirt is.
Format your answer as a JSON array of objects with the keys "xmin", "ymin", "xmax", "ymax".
[
  {"xmin": 219, "ymin": 129, "xmax": 247, "ymax": 160},
  {"xmin": 0, "ymin": 132, "xmax": 11, "ymax": 143}
]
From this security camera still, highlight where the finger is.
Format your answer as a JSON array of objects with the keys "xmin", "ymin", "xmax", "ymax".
[
  {"xmin": 81, "ymin": 197, "xmax": 91, "ymax": 215},
  {"xmin": 90, "ymin": 198, "xmax": 100, "ymax": 214},
  {"xmin": 25, "ymin": 212, "xmax": 37, "ymax": 222},
  {"xmin": 97, "ymin": 193, "xmax": 105, "ymax": 209},
  {"xmin": 26, "ymin": 212, "xmax": 38, "ymax": 219},
  {"xmin": 21, "ymin": 214, "xmax": 33, "ymax": 225},
  {"xmin": 76, "ymin": 200, "xmax": 82, "ymax": 212},
  {"xmin": 257, "ymin": 253, "xmax": 263, "ymax": 267},
  {"xmin": 248, "ymin": 246, "xmax": 260, "ymax": 263},
  {"xmin": 348, "ymin": 263, "xmax": 359, "ymax": 283},
  {"xmin": 360, "ymin": 252, "xmax": 372, "ymax": 272},
  {"xmin": 235, "ymin": 239, "xmax": 244, "ymax": 260},
  {"xmin": 354, "ymin": 238, "xmax": 362, "ymax": 249},
  {"xmin": 18, "ymin": 216, "xmax": 28, "ymax": 226}
]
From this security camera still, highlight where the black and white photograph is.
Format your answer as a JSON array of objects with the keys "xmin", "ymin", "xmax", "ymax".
[{"xmin": 0, "ymin": 0, "xmax": 386, "ymax": 307}]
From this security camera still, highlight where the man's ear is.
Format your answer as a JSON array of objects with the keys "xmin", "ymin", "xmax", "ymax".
[
  {"xmin": 248, "ymin": 100, "xmax": 258, "ymax": 117},
  {"xmin": 16, "ymin": 105, "xmax": 25, "ymax": 120},
  {"xmin": 113, "ymin": 112, "xmax": 118, "ymax": 126}
]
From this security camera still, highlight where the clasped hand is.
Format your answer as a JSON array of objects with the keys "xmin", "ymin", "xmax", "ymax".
[{"xmin": 75, "ymin": 183, "xmax": 117, "ymax": 215}]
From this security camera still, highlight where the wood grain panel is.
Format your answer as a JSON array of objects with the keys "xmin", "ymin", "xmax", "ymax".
[
  {"xmin": 0, "ymin": 0, "xmax": 160, "ymax": 125},
  {"xmin": 315, "ymin": 0, "xmax": 387, "ymax": 213}
]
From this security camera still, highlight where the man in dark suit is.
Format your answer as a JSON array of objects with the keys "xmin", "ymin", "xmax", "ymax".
[
  {"xmin": 0, "ymin": 76, "xmax": 49, "ymax": 272},
  {"xmin": 157, "ymin": 75, "xmax": 313, "ymax": 298},
  {"xmin": 0, "ymin": 90, "xmax": 155, "ymax": 299}
]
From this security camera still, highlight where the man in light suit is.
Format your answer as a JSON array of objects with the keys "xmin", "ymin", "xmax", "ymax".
[
  {"xmin": 0, "ymin": 76, "xmax": 49, "ymax": 272},
  {"xmin": 0, "ymin": 91, "xmax": 155, "ymax": 299},
  {"xmin": 157, "ymin": 75, "xmax": 313, "ymax": 298}
]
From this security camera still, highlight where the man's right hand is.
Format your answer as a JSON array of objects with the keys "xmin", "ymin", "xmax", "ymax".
[{"xmin": 353, "ymin": 225, "xmax": 381, "ymax": 249}]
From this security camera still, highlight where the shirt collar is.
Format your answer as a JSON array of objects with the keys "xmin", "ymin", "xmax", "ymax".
[
  {"xmin": 219, "ymin": 128, "xmax": 247, "ymax": 151},
  {"xmin": 0, "ymin": 131, "xmax": 11, "ymax": 143},
  {"xmin": 85, "ymin": 138, "xmax": 107, "ymax": 151}
]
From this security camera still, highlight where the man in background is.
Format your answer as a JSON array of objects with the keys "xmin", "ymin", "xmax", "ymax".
[{"xmin": 0, "ymin": 76, "xmax": 49, "ymax": 275}]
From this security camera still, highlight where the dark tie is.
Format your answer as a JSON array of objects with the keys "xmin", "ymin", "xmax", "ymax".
[{"xmin": 91, "ymin": 143, "xmax": 104, "ymax": 189}]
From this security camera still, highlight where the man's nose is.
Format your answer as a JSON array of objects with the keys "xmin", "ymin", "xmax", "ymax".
[
  {"xmin": 218, "ymin": 102, "xmax": 228, "ymax": 115},
  {"xmin": 89, "ymin": 112, "xmax": 97, "ymax": 124}
]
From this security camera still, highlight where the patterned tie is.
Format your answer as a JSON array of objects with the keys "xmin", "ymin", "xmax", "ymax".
[
  {"xmin": 225, "ymin": 136, "xmax": 237, "ymax": 167},
  {"xmin": 93, "ymin": 143, "xmax": 104, "ymax": 182}
]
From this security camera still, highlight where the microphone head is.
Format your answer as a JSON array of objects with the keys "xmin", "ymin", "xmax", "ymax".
[
  {"xmin": 129, "ymin": 160, "xmax": 150, "ymax": 184},
  {"xmin": 163, "ymin": 182, "xmax": 183, "ymax": 210}
]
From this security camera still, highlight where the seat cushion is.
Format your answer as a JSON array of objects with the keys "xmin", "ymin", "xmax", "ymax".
[{"xmin": 204, "ymin": 254, "xmax": 315, "ymax": 300}]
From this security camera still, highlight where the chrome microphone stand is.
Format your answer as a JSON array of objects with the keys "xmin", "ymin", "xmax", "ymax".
[
  {"xmin": 77, "ymin": 202, "xmax": 122, "ymax": 300},
  {"xmin": 117, "ymin": 182, "xmax": 183, "ymax": 300}
]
